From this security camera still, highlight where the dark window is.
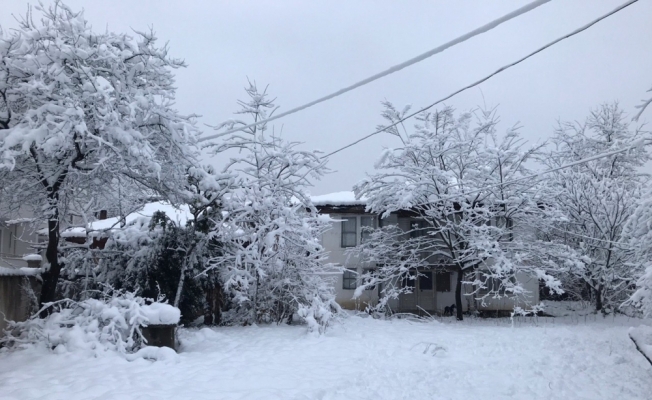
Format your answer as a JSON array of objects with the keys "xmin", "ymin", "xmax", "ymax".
[
  {"xmin": 410, "ymin": 220, "xmax": 428, "ymax": 238},
  {"xmin": 419, "ymin": 271, "xmax": 433, "ymax": 290},
  {"xmin": 341, "ymin": 217, "xmax": 357, "ymax": 247},
  {"xmin": 403, "ymin": 272, "xmax": 416, "ymax": 289},
  {"xmin": 436, "ymin": 271, "xmax": 451, "ymax": 292},
  {"xmin": 360, "ymin": 216, "xmax": 375, "ymax": 243},
  {"xmin": 343, "ymin": 268, "xmax": 357, "ymax": 289}
]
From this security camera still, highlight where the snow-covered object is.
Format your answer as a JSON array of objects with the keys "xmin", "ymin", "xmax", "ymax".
[
  {"xmin": 629, "ymin": 265, "xmax": 652, "ymax": 318},
  {"xmin": 0, "ymin": 266, "xmax": 41, "ymax": 276},
  {"xmin": 628, "ymin": 325, "xmax": 652, "ymax": 364},
  {"xmin": 140, "ymin": 303, "xmax": 181, "ymax": 325},
  {"xmin": 311, "ymin": 191, "xmax": 366, "ymax": 207},
  {"xmin": 21, "ymin": 254, "xmax": 42, "ymax": 262},
  {"xmin": 1, "ymin": 291, "xmax": 178, "ymax": 358}
]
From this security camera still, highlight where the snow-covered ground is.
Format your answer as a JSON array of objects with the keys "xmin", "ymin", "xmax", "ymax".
[{"xmin": 1, "ymin": 314, "xmax": 651, "ymax": 400}]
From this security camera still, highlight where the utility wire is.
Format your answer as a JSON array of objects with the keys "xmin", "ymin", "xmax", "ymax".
[
  {"xmin": 320, "ymin": 0, "xmax": 639, "ymax": 159},
  {"xmin": 198, "ymin": 0, "xmax": 551, "ymax": 143}
]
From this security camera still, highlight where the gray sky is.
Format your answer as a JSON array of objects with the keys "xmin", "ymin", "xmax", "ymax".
[{"xmin": 3, "ymin": 0, "xmax": 651, "ymax": 195}]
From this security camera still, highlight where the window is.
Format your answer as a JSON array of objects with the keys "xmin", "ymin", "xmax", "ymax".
[
  {"xmin": 402, "ymin": 271, "xmax": 416, "ymax": 289},
  {"xmin": 436, "ymin": 271, "xmax": 451, "ymax": 292},
  {"xmin": 360, "ymin": 216, "xmax": 375, "ymax": 243},
  {"xmin": 341, "ymin": 217, "xmax": 357, "ymax": 247},
  {"xmin": 419, "ymin": 271, "xmax": 433, "ymax": 291},
  {"xmin": 410, "ymin": 220, "xmax": 428, "ymax": 238},
  {"xmin": 342, "ymin": 268, "xmax": 357, "ymax": 290}
]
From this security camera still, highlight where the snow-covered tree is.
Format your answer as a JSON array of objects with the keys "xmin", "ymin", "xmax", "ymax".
[
  {"xmin": 544, "ymin": 103, "xmax": 650, "ymax": 313},
  {"xmin": 0, "ymin": 2, "xmax": 199, "ymax": 307},
  {"xmin": 206, "ymin": 83, "xmax": 339, "ymax": 332},
  {"xmin": 354, "ymin": 104, "xmax": 573, "ymax": 319}
]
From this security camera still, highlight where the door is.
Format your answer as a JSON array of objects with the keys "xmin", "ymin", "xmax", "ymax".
[
  {"xmin": 399, "ymin": 271, "xmax": 418, "ymax": 311},
  {"xmin": 418, "ymin": 271, "xmax": 435, "ymax": 312},
  {"xmin": 399, "ymin": 269, "xmax": 436, "ymax": 312}
]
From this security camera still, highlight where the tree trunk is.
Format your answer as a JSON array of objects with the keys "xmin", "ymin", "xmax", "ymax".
[
  {"xmin": 39, "ymin": 215, "xmax": 61, "ymax": 314},
  {"xmin": 173, "ymin": 266, "xmax": 186, "ymax": 309},
  {"xmin": 455, "ymin": 266, "xmax": 464, "ymax": 321},
  {"xmin": 594, "ymin": 285, "xmax": 603, "ymax": 313}
]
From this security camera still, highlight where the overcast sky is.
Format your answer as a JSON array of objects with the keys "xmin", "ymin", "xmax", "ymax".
[{"xmin": 2, "ymin": 0, "xmax": 651, "ymax": 195}]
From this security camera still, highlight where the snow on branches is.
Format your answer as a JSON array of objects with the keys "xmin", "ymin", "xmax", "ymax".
[
  {"xmin": 206, "ymin": 83, "xmax": 339, "ymax": 332},
  {"xmin": 543, "ymin": 103, "xmax": 650, "ymax": 312},
  {"xmin": 0, "ymin": 1, "xmax": 199, "ymax": 306},
  {"xmin": 354, "ymin": 104, "xmax": 572, "ymax": 319}
]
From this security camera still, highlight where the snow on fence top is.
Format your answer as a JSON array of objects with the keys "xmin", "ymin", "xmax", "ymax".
[
  {"xmin": 61, "ymin": 201, "xmax": 192, "ymax": 238},
  {"xmin": 311, "ymin": 191, "xmax": 367, "ymax": 207},
  {"xmin": 0, "ymin": 266, "xmax": 41, "ymax": 277}
]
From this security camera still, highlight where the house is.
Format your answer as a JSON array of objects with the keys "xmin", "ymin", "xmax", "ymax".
[
  {"xmin": 0, "ymin": 211, "xmax": 44, "ymax": 270},
  {"xmin": 311, "ymin": 191, "xmax": 540, "ymax": 315}
]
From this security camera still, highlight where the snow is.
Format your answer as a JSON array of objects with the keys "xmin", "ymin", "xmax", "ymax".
[
  {"xmin": 1, "ymin": 314, "xmax": 650, "ymax": 399},
  {"xmin": 21, "ymin": 254, "xmax": 42, "ymax": 262},
  {"xmin": 311, "ymin": 191, "xmax": 366, "ymax": 206},
  {"xmin": 629, "ymin": 324, "xmax": 652, "ymax": 363},
  {"xmin": 141, "ymin": 303, "xmax": 181, "ymax": 325},
  {"xmin": 61, "ymin": 201, "xmax": 193, "ymax": 238},
  {"xmin": 0, "ymin": 266, "xmax": 41, "ymax": 276}
]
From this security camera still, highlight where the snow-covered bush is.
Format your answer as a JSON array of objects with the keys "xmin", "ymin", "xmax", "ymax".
[{"xmin": 1, "ymin": 291, "xmax": 180, "ymax": 357}]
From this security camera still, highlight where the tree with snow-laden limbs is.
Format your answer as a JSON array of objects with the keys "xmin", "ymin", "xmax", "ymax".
[
  {"xmin": 206, "ymin": 83, "xmax": 339, "ymax": 332},
  {"xmin": 543, "ymin": 103, "xmax": 650, "ymax": 313},
  {"xmin": 353, "ymin": 103, "xmax": 579, "ymax": 320},
  {"xmin": 0, "ymin": 1, "xmax": 199, "ymax": 308}
]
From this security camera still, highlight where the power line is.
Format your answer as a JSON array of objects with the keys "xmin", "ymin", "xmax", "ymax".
[
  {"xmin": 198, "ymin": 0, "xmax": 552, "ymax": 144},
  {"xmin": 321, "ymin": 0, "xmax": 639, "ymax": 159}
]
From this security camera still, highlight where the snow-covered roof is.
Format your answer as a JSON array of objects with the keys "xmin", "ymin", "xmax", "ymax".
[
  {"xmin": 62, "ymin": 201, "xmax": 192, "ymax": 238},
  {"xmin": 311, "ymin": 191, "xmax": 366, "ymax": 207}
]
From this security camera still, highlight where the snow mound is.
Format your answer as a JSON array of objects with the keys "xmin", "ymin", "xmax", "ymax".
[
  {"xmin": 126, "ymin": 346, "xmax": 179, "ymax": 363},
  {"xmin": 141, "ymin": 302, "xmax": 181, "ymax": 325}
]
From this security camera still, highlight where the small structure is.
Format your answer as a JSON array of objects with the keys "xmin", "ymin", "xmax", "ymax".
[
  {"xmin": 140, "ymin": 303, "xmax": 181, "ymax": 351},
  {"xmin": 0, "ymin": 266, "xmax": 41, "ymax": 335}
]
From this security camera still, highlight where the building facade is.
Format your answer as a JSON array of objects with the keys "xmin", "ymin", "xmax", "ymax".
[{"xmin": 312, "ymin": 191, "xmax": 540, "ymax": 315}]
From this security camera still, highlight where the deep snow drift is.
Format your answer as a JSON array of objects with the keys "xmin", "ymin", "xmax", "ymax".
[{"xmin": 1, "ymin": 314, "xmax": 650, "ymax": 400}]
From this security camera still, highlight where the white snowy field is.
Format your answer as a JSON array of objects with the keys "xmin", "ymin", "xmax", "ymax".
[{"xmin": 1, "ymin": 315, "xmax": 651, "ymax": 400}]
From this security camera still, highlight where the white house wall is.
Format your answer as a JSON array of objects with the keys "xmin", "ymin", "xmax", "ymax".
[
  {"xmin": 318, "ymin": 209, "xmax": 540, "ymax": 314},
  {"xmin": 0, "ymin": 210, "xmax": 44, "ymax": 269}
]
